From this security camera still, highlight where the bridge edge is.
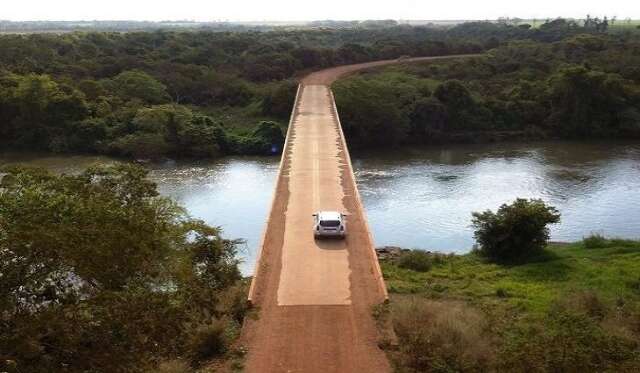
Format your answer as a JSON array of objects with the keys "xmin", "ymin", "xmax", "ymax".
[
  {"xmin": 247, "ymin": 84, "xmax": 302, "ymax": 306},
  {"xmin": 329, "ymin": 89, "xmax": 389, "ymax": 302}
]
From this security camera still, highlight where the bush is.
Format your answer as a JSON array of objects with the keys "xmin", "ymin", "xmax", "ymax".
[
  {"xmin": 471, "ymin": 198, "xmax": 560, "ymax": 263},
  {"xmin": 261, "ymin": 80, "xmax": 298, "ymax": 119},
  {"xmin": 187, "ymin": 319, "xmax": 231, "ymax": 362},
  {"xmin": 582, "ymin": 235, "xmax": 639, "ymax": 250},
  {"xmin": 397, "ymin": 250, "xmax": 433, "ymax": 272},
  {"xmin": 583, "ymin": 233, "xmax": 610, "ymax": 249},
  {"xmin": 229, "ymin": 121, "xmax": 284, "ymax": 155},
  {"xmin": 217, "ymin": 282, "xmax": 251, "ymax": 324}
]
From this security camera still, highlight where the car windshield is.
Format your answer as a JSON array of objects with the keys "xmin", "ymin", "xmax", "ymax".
[{"xmin": 319, "ymin": 220, "xmax": 340, "ymax": 227}]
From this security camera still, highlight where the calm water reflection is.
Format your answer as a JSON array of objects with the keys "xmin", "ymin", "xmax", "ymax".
[
  {"xmin": 150, "ymin": 158, "xmax": 278, "ymax": 274},
  {"xmin": 2, "ymin": 141, "xmax": 639, "ymax": 275},
  {"xmin": 354, "ymin": 141, "xmax": 640, "ymax": 253}
]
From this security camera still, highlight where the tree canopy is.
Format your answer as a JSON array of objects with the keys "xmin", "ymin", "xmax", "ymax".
[
  {"xmin": 333, "ymin": 32, "xmax": 640, "ymax": 147},
  {"xmin": 1, "ymin": 19, "xmax": 638, "ymax": 157},
  {"xmin": 0, "ymin": 164, "xmax": 246, "ymax": 372}
]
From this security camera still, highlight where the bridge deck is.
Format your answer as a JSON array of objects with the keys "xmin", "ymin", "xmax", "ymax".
[
  {"xmin": 242, "ymin": 83, "xmax": 389, "ymax": 372},
  {"xmin": 242, "ymin": 55, "xmax": 478, "ymax": 372}
]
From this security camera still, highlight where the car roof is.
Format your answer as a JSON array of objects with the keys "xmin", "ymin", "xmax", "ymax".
[{"xmin": 317, "ymin": 211, "xmax": 342, "ymax": 221}]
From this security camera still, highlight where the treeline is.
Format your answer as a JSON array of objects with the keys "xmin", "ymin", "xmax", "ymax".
[
  {"xmin": 0, "ymin": 71, "xmax": 288, "ymax": 158},
  {"xmin": 334, "ymin": 32, "xmax": 640, "ymax": 148},
  {"xmin": 0, "ymin": 20, "xmax": 282, "ymax": 33},
  {"xmin": 1, "ymin": 20, "xmax": 633, "ymax": 158},
  {"xmin": 0, "ymin": 19, "xmax": 408, "ymax": 33},
  {"xmin": 0, "ymin": 26, "xmax": 483, "ymax": 158}
]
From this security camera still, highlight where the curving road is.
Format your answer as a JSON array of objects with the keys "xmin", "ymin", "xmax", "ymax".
[{"xmin": 242, "ymin": 55, "xmax": 478, "ymax": 373}]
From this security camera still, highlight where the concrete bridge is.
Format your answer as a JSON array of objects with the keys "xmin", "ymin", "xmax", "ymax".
[{"xmin": 242, "ymin": 55, "xmax": 476, "ymax": 373}]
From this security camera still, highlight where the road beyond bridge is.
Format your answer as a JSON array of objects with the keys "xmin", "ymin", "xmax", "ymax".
[{"xmin": 241, "ymin": 55, "xmax": 477, "ymax": 373}]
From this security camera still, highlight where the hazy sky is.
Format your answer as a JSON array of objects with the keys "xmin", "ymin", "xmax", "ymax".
[{"xmin": 2, "ymin": 0, "xmax": 638, "ymax": 22}]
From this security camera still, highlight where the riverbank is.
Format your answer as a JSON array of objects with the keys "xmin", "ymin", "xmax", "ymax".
[{"xmin": 376, "ymin": 239, "xmax": 640, "ymax": 371}]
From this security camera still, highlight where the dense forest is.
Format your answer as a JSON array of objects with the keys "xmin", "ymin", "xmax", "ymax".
[
  {"xmin": 0, "ymin": 25, "xmax": 479, "ymax": 159},
  {"xmin": 334, "ymin": 24, "xmax": 640, "ymax": 148},
  {"xmin": 2, "ymin": 19, "xmax": 637, "ymax": 159}
]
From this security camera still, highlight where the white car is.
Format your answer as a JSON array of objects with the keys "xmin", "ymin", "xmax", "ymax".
[{"xmin": 313, "ymin": 211, "xmax": 347, "ymax": 239}]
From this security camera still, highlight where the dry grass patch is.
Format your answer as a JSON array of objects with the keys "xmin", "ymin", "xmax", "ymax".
[
  {"xmin": 390, "ymin": 297, "xmax": 494, "ymax": 372},
  {"xmin": 156, "ymin": 359, "xmax": 193, "ymax": 373}
]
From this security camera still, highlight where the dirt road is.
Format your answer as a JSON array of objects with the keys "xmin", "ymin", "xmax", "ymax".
[
  {"xmin": 242, "ymin": 55, "xmax": 477, "ymax": 373},
  {"xmin": 300, "ymin": 54, "xmax": 480, "ymax": 85}
]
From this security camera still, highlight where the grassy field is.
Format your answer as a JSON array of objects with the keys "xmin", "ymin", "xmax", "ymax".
[{"xmin": 378, "ymin": 239, "xmax": 640, "ymax": 372}]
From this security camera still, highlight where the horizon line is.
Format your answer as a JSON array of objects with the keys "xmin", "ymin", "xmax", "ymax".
[{"xmin": 0, "ymin": 16, "xmax": 632, "ymax": 24}]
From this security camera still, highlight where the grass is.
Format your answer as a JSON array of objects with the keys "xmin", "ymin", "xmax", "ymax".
[
  {"xmin": 380, "ymin": 240, "xmax": 640, "ymax": 371},
  {"xmin": 383, "ymin": 241, "xmax": 640, "ymax": 316}
]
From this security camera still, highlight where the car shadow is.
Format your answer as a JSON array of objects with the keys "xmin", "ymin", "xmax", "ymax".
[{"xmin": 314, "ymin": 238, "xmax": 348, "ymax": 251}]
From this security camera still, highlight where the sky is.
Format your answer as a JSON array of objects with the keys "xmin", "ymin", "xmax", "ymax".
[{"xmin": 1, "ymin": 0, "xmax": 638, "ymax": 22}]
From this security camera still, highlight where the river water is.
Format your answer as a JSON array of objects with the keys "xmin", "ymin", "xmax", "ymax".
[{"xmin": 2, "ymin": 141, "xmax": 639, "ymax": 274}]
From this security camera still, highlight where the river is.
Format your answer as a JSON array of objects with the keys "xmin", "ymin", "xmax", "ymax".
[{"xmin": 2, "ymin": 141, "xmax": 639, "ymax": 275}]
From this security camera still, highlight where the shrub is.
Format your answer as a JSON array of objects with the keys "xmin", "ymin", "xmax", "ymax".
[
  {"xmin": 582, "ymin": 235, "xmax": 639, "ymax": 250},
  {"xmin": 217, "ymin": 282, "xmax": 251, "ymax": 324},
  {"xmin": 229, "ymin": 121, "xmax": 284, "ymax": 155},
  {"xmin": 398, "ymin": 250, "xmax": 433, "ymax": 272},
  {"xmin": 187, "ymin": 319, "xmax": 230, "ymax": 362},
  {"xmin": 391, "ymin": 297, "xmax": 493, "ymax": 372},
  {"xmin": 261, "ymin": 80, "xmax": 298, "ymax": 119},
  {"xmin": 495, "ymin": 288, "xmax": 510, "ymax": 298},
  {"xmin": 583, "ymin": 233, "xmax": 610, "ymax": 249},
  {"xmin": 471, "ymin": 198, "xmax": 561, "ymax": 263}
]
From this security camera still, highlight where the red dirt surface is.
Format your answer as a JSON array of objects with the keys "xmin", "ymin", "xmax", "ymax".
[{"xmin": 241, "ymin": 55, "xmax": 478, "ymax": 373}]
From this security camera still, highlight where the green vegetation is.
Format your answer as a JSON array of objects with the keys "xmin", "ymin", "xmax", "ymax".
[
  {"xmin": 0, "ymin": 70, "xmax": 289, "ymax": 159},
  {"xmin": 380, "ymin": 240, "xmax": 640, "ymax": 372},
  {"xmin": 334, "ymin": 31, "xmax": 640, "ymax": 148},
  {"xmin": 472, "ymin": 198, "xmax": 561, "ymax": 263},
  {"xmin": 0, "ymin": 164, "xmax": 249, "ymax": 372},
  {"xmin": 3, "ymin": 18, "xmax": 635, "ymax": 158},
  {"xmin": 378, "ymin": 201, "xmax": 640, "ymax": 371},
  {"xmin": 0, "ymin": 26, "xmax": 484, "ymax": 159},
  {"xmin": 397, "ymin": 250, "xmax": 434, "ymax": 272},
  {"xmin": 2, "ymin": 17, "xmax": 639, "ymax": 373},
  {"xmin": 583, "ymin": 233, "xmax": 638, "ymax": 249}
]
